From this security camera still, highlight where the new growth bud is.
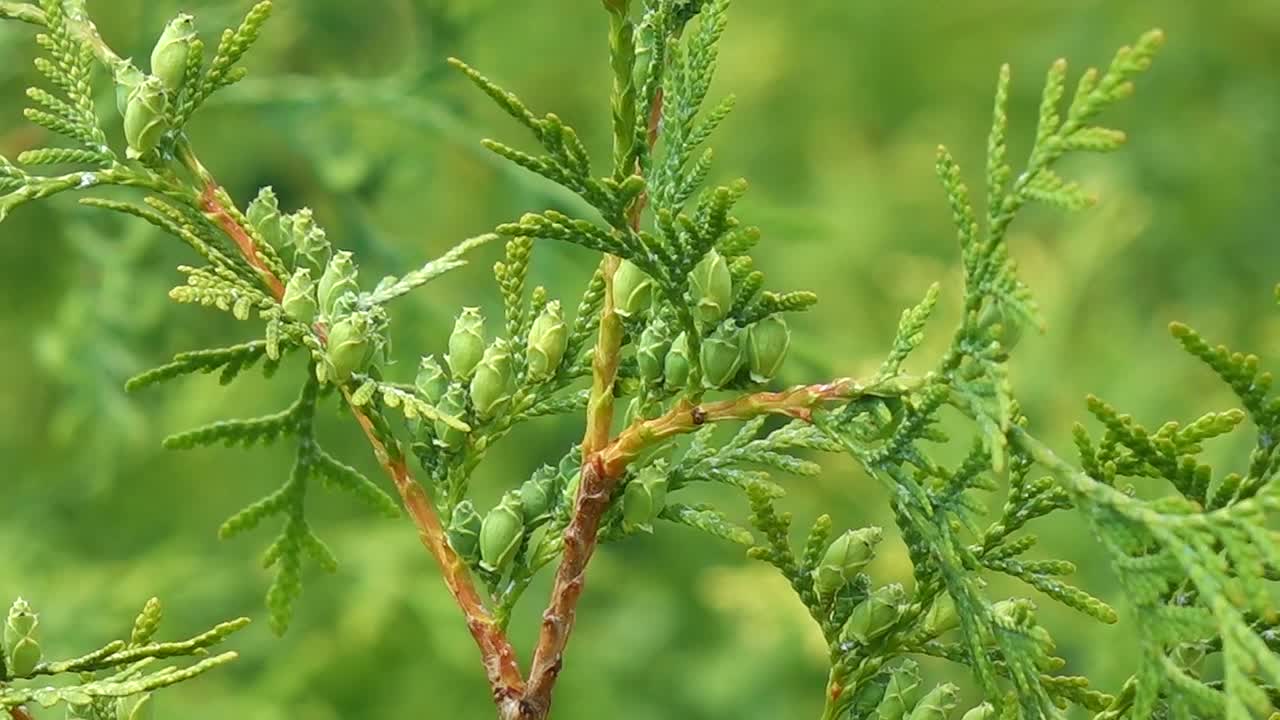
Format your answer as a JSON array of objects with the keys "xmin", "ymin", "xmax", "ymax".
[
  {"xmin": 317, "ymin": 250, "xmax": 359, "ymax": 318},
  {"xmin": 470, "ymin": 341, "xmax": 513, "ymax": 418},
  {"xmin": 814, "ymin": 526, "xmax": 882, "ymax": 596},
  {"xmin": 690, "ymin": 249, "xmax": 732, "ymax": 325},
  {"xmin": 747, "ymin": 315, "xmax": 791, "ymax": 382},
  {"xmin": 150, "ymin": 13, "xmax": 197, "ymax": 92},
  {"xmin": 4, "ymin": 597, "xmax": 41, "ymax": 677},
  {"xmin": 447, "ymin": 308, "xmax": 486, "ymax": 380},
  {"xmin": 447, "ymin": 500, "xmax": 483, "ymax": 563},
  {"xmin": 526, "ymin": 300, "xmax": 568, "ymax": 382},
  {"xmin": 480, "ymin": 492, "xmax": 525, "ymax": 573},
  {"xmin": 415, "ymin": 355, "xmax": 448, "ymax": 405},
  {"xmin": 281, "ymin": 268, "xmax": 317, "ymax": 324},
  {"xmin": 622, "ymin": 462, "xmax": 669, "ymax": 532},
  {"xmin": 124, "ymin": 76, "xmax": 168, "ymax": 159},
  {"xmin": 612, "ymin": 260, "xmax": 654, "ymax": 318}
]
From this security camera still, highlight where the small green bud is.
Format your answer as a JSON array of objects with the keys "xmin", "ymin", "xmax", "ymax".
[
  {"xmin": 123, "ymin": 76, "xmax": 168, "ymax": 159},
  {"xmin": 612, "ymin": 260, "xmax": 654, "ymax": 318},
  {"xmin": 622, "ymin": 462, "xmax": 669, "ymax": 532},
  {"xmin": 978, "ymin": 297, "xmax": 1024, "ymax": 350},
  {"xmin": 447, "ymin": 500, "xmax": 483, "ymax": 562},
  {"xmin": 115, "ymin": 693, "xmax": 154, "ymax": 720},
  {"xmin": 113, "ymin": 59, "xmax": 145, "ymax": 117},
  {"xmin": 875, "ymin": 659, "xmax": 921, "ymax": 720},
  {"xmin": 415, "ymin": 355, "xmax": 449, "ymax": 405},
  {"xmin": 4, "ymin": 598, "xmax": 41, "ymax": 677},
  {"xmin": 814, "ymin": 526, "xmax": 883, "ymax": 596},
  {"xmin": 434, "ymin": 385, "xmax": 469, "ymax": 451},
  {"xmin": 843, "ymin": 583, "xmax": 905, "ymax": 645},
  {"xmin": 447, "ymin": 308, "xmax": 486, "ymax": 380},
  {"xmin": 700, "ymin": 322, "xmax": 745, "ymax": 389},
  {"xmin": 480, "ymin": 492, "xmax": 525, "ymax": 572},
  {"xmin": 519, "ymin": 471, "xmax": 554, "ymax": 522},
  {"xmin": 747, "ymin": 315, "xmax": 791, "ymax": 382},
  {"xmin": 150, "ymin": 13, "xmax": 196, "ymax": 92},
  {"xmin": 469, "ymin": 340, "xmax": 513, "ymax": 418},
  {"xmin": 905, "ymin": 683, "xmax": 959, "ymax": 720},
  {"xmin": 960, "ymin": 703, "xmax": 996, "ymax": 720},
  {"xmin": 991, "ymin": 598, "xmax": 1055, "ymax": 663},
  {"xmin": 664, "ymin": 333, "xmax": 692, "ymax": 389},
  {"xmin": 284, "ymin": 208, "xmax": 331, "ymax": 267},
  {"xmin": 246, "ymin": 187, "xmax": 284, "ymax": 249},
  {"xmin": 317, "ymin": 250, "xmax": 359, "ymax": 318},
  {"xmin": 922, "ymin": 592, "xmax": 959, "ymax": 637},
  {"xmin": 527, "ymin": 300, "xmax": 568, "ymax": 382},
  {"xmin": 325, "ymin": 312, "xmax": 375, "ymax": 382},
  {"xmin": 636, "ymin": 317, "xmax": 672, "ymax": 382},
  {"xmin": 559, "ymin": 448, "xmax": 583, "ymax": 500},
  {"xmin": 281, "ymin": 268, "xmax": 317, "ymax": 324},
  {"xmin": 689, "ymin": 249, "xmax": 733, "ymax": 325}
]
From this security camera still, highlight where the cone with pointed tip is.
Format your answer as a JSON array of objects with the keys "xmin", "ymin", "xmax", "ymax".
[
  {"xmin": 622, "ymin": 462, "xmax": 669, "ymax": 532},
  {"xmin": 814, "ymin": 526, "xmax": 883, "ymax": 596},
  {"xmin": 613, "ymin": 260, "xmax": 654, "ymax": 318},
  {"xmin": 690, "ymin": 250, "xmax": 732, "ymax": 325},
  {"xmin": 922, "ymin": 592, "xmax": 959, "ymax": 637},
  {"xmin": 843, "ymin": 583, "xmax": 905, "ymax": 645},
  {"xmin": 664, "ymin": 333, "xmax": 692, "ymax": 389},
  {"xmin": 960, "ymin": 703, "xmax": 996, "ymax": 720},
  {"xmin": 246, "ymin": 187, "xmax": 284, "ymax": 249},
  {"xmin": 480, "ymin": 492, "xmax": 525, "ymax": 573},
  {"xmin": 325, "ymin": 312, "xmax": 376, "ymax": 382},
  {"xmin": 747, "ymin": 315, "xmax": 791, "ymax": 382},
  {"xmin": 701, "ymin": 322, "xmax": 745, "ymax": 389},
  {"xmin": 875, "ymin": 659, "xmax": 922, "ymax": 720},
  {"xmin": 415, "ymin": 355, "xmax": 448, "ymax": 405},
  {"xmin": 4, "ymin": 598, "xmax": 41, "ymax": 678},
  {"xmin": 469, "ymin": 341, "xmax": 513, "ymax": 418},
  {"xmin": 113, "ymin": 60, "xmax": 145, "ymax": 117},
  {"xmin": 905, "ymin": 684, "xmax": 959, "ymax": 720},
  {"xmin": 447, "ymin": 308, "xmax": 486, "ymax": 380},
  {"xmin": 527, "ymin": 300, "xmax": 568, "ymax": 382},
  {"xmin": 637, "ymin": 316, "xmax": 672, "ymax": 382},
  {"xmin": 150, "ymin": 13, "xmax": 197, "ymax": 91},
  {"xmin": 519, "ymin": 472, "xmax": 554, "ymax": 522},
  {"xmin": 447, "ymin": 500, "xmax": 483, "ymax": 562},
  {"xmin": 317, "ymin": 251, "xmax": 359, "ymax": 319},
  {"xmin": 124, "ymin": 77, "xmax": 168, "ymax": 159},
  {"xmin": 434, "ymin": 385, "xmax": 468, "ymax": 451},
  {"xmin": 281, "ymin": 268, "xmax": 317, "ymax": 324}
]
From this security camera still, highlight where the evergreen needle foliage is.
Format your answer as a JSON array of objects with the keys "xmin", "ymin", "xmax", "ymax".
[{"xmin": 0, "ymin": 1, "xmax": 1274, "ymax": 719}]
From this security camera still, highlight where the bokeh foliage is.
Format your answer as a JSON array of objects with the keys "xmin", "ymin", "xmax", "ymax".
[{"xmin": 1, "ymin": 1, "xmax": 1277, "ymax": 718}]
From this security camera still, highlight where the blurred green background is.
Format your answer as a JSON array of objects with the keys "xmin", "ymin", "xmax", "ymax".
[{"xmin": 1, "ymin": 1, "xmax": 1278, "ymax": 718}]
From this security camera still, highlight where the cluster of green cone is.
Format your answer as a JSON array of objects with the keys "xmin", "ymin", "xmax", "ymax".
[
  {"xmin": 616, "ymin": 250, "xmax": 792, "ymax": 390},
  {"xmin": 114, "ymin": 14, "xmax": 197, "ymax": 158}
]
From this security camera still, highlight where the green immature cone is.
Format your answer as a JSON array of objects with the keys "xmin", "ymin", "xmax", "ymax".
[
  {"xmin": 690, "ymin": 250, "xmax": 733, "ymax": 325},
  {"xmin": 747, "ymin": 315, "xmax": 791, "ymax": 382},
  {"xmin": 281, "ymin": 268, "xmax": 317, "ymax": 324},
  {"xmin": 622, "ymin": 463, "xmax": 669, "ymax": 532},
  {"xmin": 4, "ymin": 598, "xmax": 41, "ymax": 677},
  {"xmin": 664, "ymin": 333, "xmax": 692, "ymax": 389},
  {"xmin": 922, "ymin": 592, "xmax": 960, "ymax": 637},
  {"xmin": 150, "ymin": 13, "xmax": 197, "ymax": 92},
  {"xmin": 113, "ymin": 60, "xmax": 145, "ymax": 117},
  {"xmin": 875, "ymin": 659, "xmax": 922, "ymax": 720},
  {"xmin": 480, "ymin": 492, "xmax": 525, "ymax": 573},
  {"xmin": 317, "ymin": 251, "xmax": 359, "ymax": 319},
  {"xmin": 701, "ymin": 322, "xmax": 745, "ymax": 389},
  {"xmin": 434, "ymin": 385, "xmax": 468, "ymax": 451},
  {"xmin": 612, "ymin": 260, "xmax": 654, "ymax": 318},
  {"xmin": 526, "ymin": 300, "xmax": 568, "ymax": 382},
  {"xmin": 843, "ymin": 583, "xmax": 906, "ymax": 645},
  {"xmin": 977, "ymin": 297, "xmax": 1024, "ymax": 350},
  {"xmin": 636, "ymin": 316, "xmax": 672, "ymax": 382},
  {"xmin": 415, "ymin": 355, "xmax": 449, "ymax": 405},
  {"xmin": 325, "ymin": 312, "xmax": 375, "ymax": 382},
  {"xmin": 905, "ymin": 683, "xmax": 959, "ymax": 720},
  {"xmin": 814, "ymin": 526, "xmax": 883, "ymax": 596},
  {"xmin": 469, "ymin": 341, "xmax": 513, "ymax": 418},
  {"xmin": 447, "ymin": 500, "xmax": 483, "ymax": 562},
  {"xmin": 285, "ymin": 208, "xmax": 331, "ymax": 268},
  {"xmin": 519, "ymin": 473, "xmax": 554, "ymax": 522},
  {"xmin": 115, "ymin": 693, "xmax": 154, "ymax": 720},
  {"xmin": 123, "ymin": 76, "xmax": 168, "ymax": 159},
  {"xmin": 960, "ymin": 703, "xmax": 996, "ymax": 720},
  {"xmin": 447, "ymin": 308, "xmax": 486, "ymax": 380},
  {"xmin": 246, "ymin": 187, "xmax": 283, "ymax": 249}
]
